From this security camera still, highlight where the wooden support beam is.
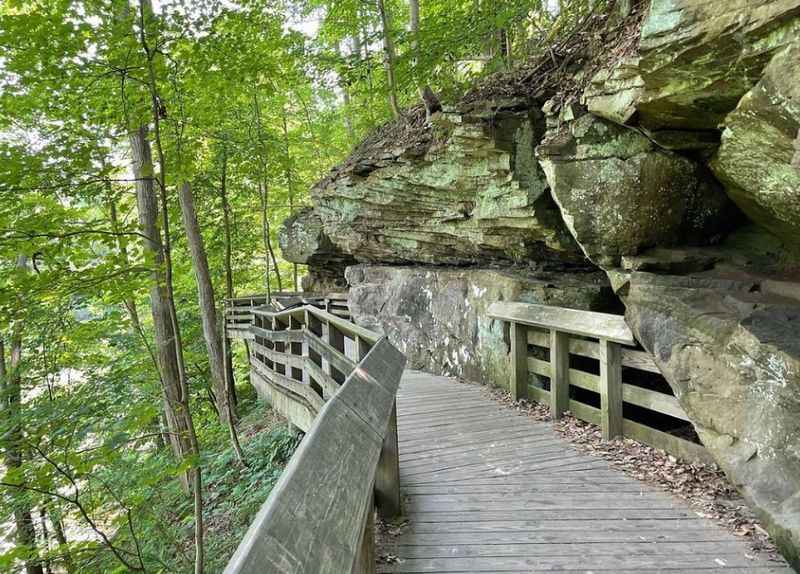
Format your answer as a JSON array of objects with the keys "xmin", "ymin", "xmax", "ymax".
[
  {"xmin": 375, "ymin": 401, "xmax": 401, "ymax": 520},
  {"xmin": 327, "ymin": 323, "xmax": 347, "ymax": 384},
  {"xmin": 351, "ymin": 501, "xmax": 376, "ymax": 574},
  {"xmin": 510, "ymin": 322, "xmax": 528, "ymax": 401},
  {"xmin": 599, "ymin": 337, "xmax": 623, "ymax": 440},
  {"xmin": 549, "ymin": 329, "xmax": 570, "ymax": 419}
]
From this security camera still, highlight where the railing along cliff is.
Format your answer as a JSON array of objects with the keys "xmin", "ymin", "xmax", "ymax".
[
  {"xmin": 224, "ymin": 299, "xmax": 405, "ymax": 574},
  {"xmin": 489, "ymin": 301, "xmax": 712, "ymax": 465}
]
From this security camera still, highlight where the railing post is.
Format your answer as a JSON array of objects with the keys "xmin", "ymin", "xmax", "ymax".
[
  {"xmin": 351, "ymin": 500, "xmax": 376, "ymax": 574},
  {"xmin": 550, "ymin": 329, "xmax": 570, "ymax": 419},
  {"xmin": 375, "ymin": 402, "xmax": 401, "ymax": 520},
  {"xmin": 327, "ymin": 322, "xmax": 346, "ymax": 385},
  {"xmin": 289, "ymin": 314, "xmax": 304, "ymax": 382},
  {"xmin": 510, "ymin": 322, "xmax": 528, "ymax": 401},
  {"xmin": 599, "ymin": 337, "xmax": 623, "ymax": 440}
]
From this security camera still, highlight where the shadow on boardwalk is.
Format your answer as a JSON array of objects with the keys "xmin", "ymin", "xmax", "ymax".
[{"xmin": 378, "ymin": 370, "xmax": 793, "ymax": 573}]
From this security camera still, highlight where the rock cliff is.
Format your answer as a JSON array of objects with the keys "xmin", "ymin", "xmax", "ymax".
[{"xmin": 280, "ymin": 0, "xmax": 800, "ymax": 565}]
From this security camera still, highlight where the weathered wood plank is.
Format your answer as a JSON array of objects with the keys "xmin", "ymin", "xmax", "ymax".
[
  {"xmin": 375, "ymin": 402, "xmax": 401, "ymax": 520},
  {"xmin": 489, "ymin": 301, "xmax": 635, "ymax": 345},
  {"xmin": 549, "ymin": 329, "xmax": 569, "ymax": 419},
  {"xmin": 510, "ymin": 322, "xmax": 528, "ymax": 401},
  {"xmin": 383, "ymin": 371, "xmax": 792, "ymax": 573},
  {"xmin": 599, "ymin": 338, "xmax": 623, "ymax": 440},
  {"xmin": 305, "ymin": 330, "xmax": 357, "ymax": 378},
  {"xmin": 527, "ymin": 329, "xmax": 660, "ymax": 373}
]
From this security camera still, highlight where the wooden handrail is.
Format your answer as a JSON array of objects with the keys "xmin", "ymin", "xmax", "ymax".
[
  {"xmin": 489, "ymin": 301, "xmax": 712, "ymax": 465},
  {"xmin": 223, "ymin": 302, "xmax": 404, "ymax": 574},
  {"xmin": 488, "ymin": 301, "xmax": 635, "ymax": 345}
]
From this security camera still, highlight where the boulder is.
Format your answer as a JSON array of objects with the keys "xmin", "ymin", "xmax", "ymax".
[
  {"xmin": 346, "ymin": 265, "xmax": 615, "ymax": 389},
  {"xmin": 538, "ymin": 114, "xmax": 736, "ymax": 267},
  {"xmin": 711, "ymin": 43, "xmax": 800, "ymax": 251},
  {"xmin": 279, "ymin": 208, "xmax": 355, "ymax": 288},
  {"xmin": 583, "ymin": 0, "xmax": 800, "ymax": 135},
  {"xmin": 620, "ymin": 269, "xmax": 800, "ymax": 569},
  {"xmin": 583, "ymin": 56, "xmax": 644, "ymax": 125},
  {"xmin": 292, "ymin": 109, "xmax": 584, "ymax": 268},
  {"xmin": 637, "ymin": 0, "xmax": 800, "ymax": 130}
]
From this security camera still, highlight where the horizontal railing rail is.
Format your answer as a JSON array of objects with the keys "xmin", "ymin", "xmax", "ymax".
[
  {"xmin": 489, "ymin": 301, "xmax": 712, "ymax": 465},
  {"xmin": 224, "ymin": 303, "xmax": 404, "ymax": 574}
]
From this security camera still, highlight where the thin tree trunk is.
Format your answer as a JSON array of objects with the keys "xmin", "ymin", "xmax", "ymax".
[
  {"xmin": 377, "ymin": 0, "xmax": 401, "ymax": 119},
  {"xmin": 177, "ymin": 181, "xmax": 228, "ymax": 421},
  {"xmin": 1, "ymin": 258, "xmax": 44, "ymax": 574},
  {"xmin": 218, "ymin": 147, "xmax": 237, "ymax": 406},
  {"xmin": 137, "ymin": 4, "xmax": 204, "ymax": 571},
  {"xmin": 251, "ymin": 91, "xmax": 283, "ymax": 295},
  {"xmin": 178, "ymin": 182, "xmax": 245, "ymax": 464},
  {"xmin": 38, "ymin": 509, "xmax": 53, "ymax": 574},
  {"xmin": 49, "ymin": 508, "xmax": 75, "ymax": 574},
  {"xmin": 129, "ymin": 126, "xmax": 192, "ymax": 475},
  {"xmin": 281, "ymin": 111, "xmax": 299, "ymax": 292}
]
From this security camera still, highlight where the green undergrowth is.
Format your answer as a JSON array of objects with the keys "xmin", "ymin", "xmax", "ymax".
[{"xmin": 89, "ymin": 386, "xmax": 300, "ymax": 574}]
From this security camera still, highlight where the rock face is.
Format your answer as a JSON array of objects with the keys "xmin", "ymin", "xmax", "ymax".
[
  {"xmin": 636, "ymin": 0, "xmax": 800, "ymax": 130},
  {"xmin": 711, "ymin": 43, "xmax": 800, "ymax": 250},
  {"xmin": 279, "ymin": 209, "xmax": 355, "ymax": 289},
  {"xmin": 307, "ymin": 109, "xmax": 583, "ymax": 267},
  {"xmin": 538, "ymin": 114, "xmax": 736, "ymax": 267},
  {"xmin": 620, "ymin": 267, "xmax": 800, "ymax": 567},
  {"xmin": 346, "ymin": 265, "xmax": 615, "ymax": 388}
]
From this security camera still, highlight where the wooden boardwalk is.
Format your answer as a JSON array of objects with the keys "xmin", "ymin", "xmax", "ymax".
[{"xmin": 379, "ymin": 371, "xmax": 792, "ymax": 573}]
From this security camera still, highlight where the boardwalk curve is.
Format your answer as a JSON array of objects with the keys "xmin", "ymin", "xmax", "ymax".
[{"xmin": 380, "ymin": 370, "xmax": 792, "ymax": 573}]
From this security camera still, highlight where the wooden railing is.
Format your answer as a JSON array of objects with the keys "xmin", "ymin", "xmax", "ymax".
[
  {"xmin": 224, "ymin": 303, "xmax": 405, "ymax": 574},
  {"xmin": 489, "ymin": 301, "xmax": 712, "ymax": 465},
  {"xmin": 225, "ymin": 292, "xmax": 349, "ymax": 338}
]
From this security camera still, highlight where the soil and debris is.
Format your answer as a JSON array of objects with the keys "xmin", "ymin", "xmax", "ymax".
[{"xmin": 317, "ymin": 0, "xmax": 647, "ymax": 192}]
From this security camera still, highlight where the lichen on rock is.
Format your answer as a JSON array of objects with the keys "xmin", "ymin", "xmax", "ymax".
[
  {"xmin": 711, "ymin": 42, "xmax": 800, "ymax": 251},
  {"xmin": 538, "ymin": 114, "xmax": 736, "ymax": 267}
]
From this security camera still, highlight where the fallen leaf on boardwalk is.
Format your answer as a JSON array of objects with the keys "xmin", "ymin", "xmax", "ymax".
[{"xmin": 478, "ymin": 384, "xmax": 783, "ymax": 562}]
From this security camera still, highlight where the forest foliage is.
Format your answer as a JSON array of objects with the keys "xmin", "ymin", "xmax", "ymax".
[{"xmin": 0, "ymin": 0, "xmax": 600, "ymax": 571}]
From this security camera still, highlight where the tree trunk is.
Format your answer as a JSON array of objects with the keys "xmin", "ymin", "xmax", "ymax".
[
  {"xmin": 136, "ymin": 3, "xmax": 204, "ymax": 572},
  {"xmin": 251, "ymin": 91, "xmax": 283, "ymax": 294},
  {"xmin": 49, "ymin": 508, "xmax": 75, "ymax": 574},
  {"xmin": 218, "ymin": 147, "xmax": 237, "ymax": 405},
  {"xmin": 129, "ymin": 126, "xmax": 192, "ymax": 472},
  {"xmin": 376, "ymin": 0, "xmax": 401, "ymax": 119},
  {"xmin": 177, "ymin": 182, "xmax": 228, "ymax": 421},
  {"xmin": 1, "ymin": 257, "xmax": 44, "ymax": 574},
  {"xmin": 281, "ymin": 111, "xmax": 299, "ymax": 292},
  {"xmin": 178, "ymin": 181, "xmax": 245, "ymax": 464}
]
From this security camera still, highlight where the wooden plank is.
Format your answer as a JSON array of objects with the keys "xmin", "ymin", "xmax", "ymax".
[
  {"xmin": 528, "ymin": 329, "xmax": 659, "ymax": 373},
  {"xmin": 305, "ymin": 359, "xmax": 340, "ymax": 398},
  {"xmin": 351, "ymin": 498, "xmax": 376, "ymax": 574},
  {"xmin": 305, "ymin": 330, "xmax": 357, "ymax": 378},
  {"xmin": 509, "ymin": 322, "xmax": 528, "ymax": 401},
  {"xmin": 375, "ymin": 402, "xmax": 401, "ymax": 520},
  {"xmin": 599, "ymin": 338, "xmax": 623, "ymax": 440},
  {"xmin": 622, "ymin": 383, "xmax": 689, "ymax": 421},
  {"xmin": 622, "ymin": 419, "xmax": 714, "ymax": 466},
  {"xmin": 489, "ymin": 301, "xmax": 635, "ymax": 345},
  {"xmin": 549, "ymin": 329, "xmax": 569, "ymax": 419},
  {"xmin": 249, "ymin": 357, "xmax": 324, "ymax": 414},
  {"xmin": 250, "ymin": 325, "xmax": 303, "ymax": 343},
  {"xmin": 527, "ymin": 357, "xmax": 599, "ymax": 392}
]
